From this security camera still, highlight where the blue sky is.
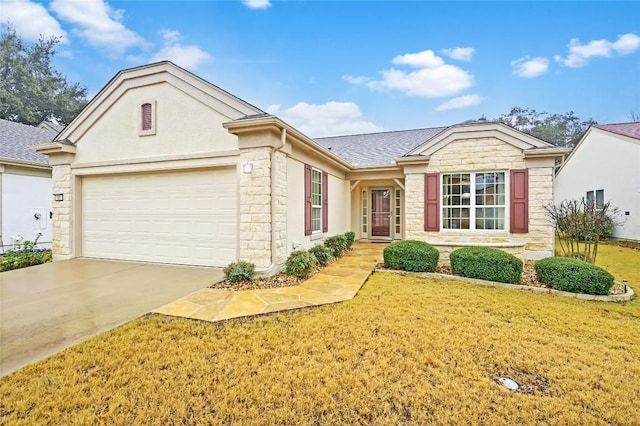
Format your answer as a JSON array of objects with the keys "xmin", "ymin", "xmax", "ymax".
[{"xmin": 3, "ymin": 0, "xmax": 640, "ymax": 137}]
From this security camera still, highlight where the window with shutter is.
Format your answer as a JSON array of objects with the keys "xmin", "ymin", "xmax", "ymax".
[
  {"xmin": 510, "ymin": 169, "xmax": 529, "ymax": 233},
  {"xmin": 424, "ymin": 173, "xmax": 440, "ymax": 231}
]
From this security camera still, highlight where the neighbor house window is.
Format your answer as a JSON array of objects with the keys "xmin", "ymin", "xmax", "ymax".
[
  {"xmin": 312, "ymin": 168, "xmax": 323, "ymax": 233},
  {"xmin": 442, "ymin": 172, "xmax": 506, "ymax": 230},
  {"xmin": 586, "ymin": 189, "xmax": 605, "ymax": 209},
  {"xmin": 138, "ymin": 101, "xmax": 156, "ymax": 136}
]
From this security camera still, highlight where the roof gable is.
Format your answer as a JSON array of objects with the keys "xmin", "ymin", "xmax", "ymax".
[
  {"xmin": 0, "ymin": 119, "xmax": 56, "ymax": 165},
  {"xmin": 406, "ymin": 122, "xmax": 553, "ymax": 157},
  {"xmin": 56, "ymin": 61, "xmax": 264, "ymax": 144}
]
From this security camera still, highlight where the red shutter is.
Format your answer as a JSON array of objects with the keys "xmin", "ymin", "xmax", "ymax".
[
  {"xmin": 510, "ymin": 169, "xmax": 529, "ymax": 233},
  {"xmin": 304, "ymin": 164, "xmax": 312, "ymax": 235},
  {"xmin": 322, "ymin": 171, "xmax": 328, "ymax": 233},
  {"xmin": 424, "ymin": 173, "xmax": 440, "ymax": 231}
]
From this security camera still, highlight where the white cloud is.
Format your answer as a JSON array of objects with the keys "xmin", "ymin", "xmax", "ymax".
[
  {"xmin": 354, "ymin": 49, "xmax": 474, "ymax": 98},
  {"xmin": 441, "ymin": 47, "xmax": 475, "ymax": 61},
  {"xmin": 1, "ymin": 0, "xmax": 67, "ymax": 42},
  {"xmin": 265, "ymin": 104, "xmax": 281, "ymax": 114},
  {"xmin": 554, "ymin": 33, "xmax": 640, "ymax": 67},
  {"xmin": 272, "ymin": 101, "xmax": 383, "ymax": 138},
  {"xmin": 242, "ymin": 0, "xmax": 271, "ymax": 9},
  {"xmin": 50, "ymin": 0, "xmax": 145, "ymax": 55},
  {"xmin": 151, "ymin": 29, "xmax": 210, "ymax": 69},
  {"xmin": 342, "ymin": 75, "xmax": 369, "ymax": 84},
  {"xmin": 436, "ymin": 94, "xmax": 484, "ymax": 111},
  {"xmin": 511, "ymin": 56, "xmax": 549, "ymax": 78}
]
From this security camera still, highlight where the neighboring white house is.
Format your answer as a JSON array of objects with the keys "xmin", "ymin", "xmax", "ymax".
[
  {"xmin": 0, "ymin": 119, "xmax": 60, "ymax": 251},
  {"xmin": 554, "ymin": 122, "xmax": 640, "ymax": 241}
]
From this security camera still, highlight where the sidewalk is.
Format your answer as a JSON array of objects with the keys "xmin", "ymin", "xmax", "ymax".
[{"xmin": 154, "ymin": 242, "xmax": 386, "ymax": 322}]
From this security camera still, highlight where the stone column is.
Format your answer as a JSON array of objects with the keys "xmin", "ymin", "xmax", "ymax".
[
  {"xmin": 238, "ymin": 147, "xmax": 272, "ymax": 269},
  {"xmin": 51, "ymin": 164, "xmax": 73, "ymax": 259}
]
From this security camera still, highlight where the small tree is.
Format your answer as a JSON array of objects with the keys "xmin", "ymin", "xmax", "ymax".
[{"xmin": 545, "ymin": 198, "xmax": 616, "ymax": 263}]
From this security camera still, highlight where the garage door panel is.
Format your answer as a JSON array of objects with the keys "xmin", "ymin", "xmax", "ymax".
[{"xmin": 82, "ymin": 169, "xmax": 237, "ymax": 267}]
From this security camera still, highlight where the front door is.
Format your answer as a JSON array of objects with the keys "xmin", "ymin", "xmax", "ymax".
[{"xmin": 371, "ymin": 189, "xmax": 392, "ymax": 238}]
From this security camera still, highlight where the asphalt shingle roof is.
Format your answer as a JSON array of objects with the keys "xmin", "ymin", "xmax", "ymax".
[
  {"xmin": 594, "ymin": 123, "xmax": 640, "ymax": 141},
  {"xmin": 0, "ymin": 119, "xmax": 57, "ymax": 165},
  {"xmin": 314, "ymin": 127, "xmax": 448, "ymax": 166}
]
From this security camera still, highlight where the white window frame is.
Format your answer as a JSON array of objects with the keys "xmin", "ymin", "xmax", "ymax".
[
  {"xmin": 586, "ymin": 189, "xmax": 605, "ymax": 210},
  {"xmin": 138, "ymin": 100, "xmax": 157, "ymax": 136},
  {"xmin": 311, "ymin": 168, "xmax": 323, "ymax": 234},
  {"xmin": 441, "ymin": 171, "xmax": 508, "ymax": 231}
]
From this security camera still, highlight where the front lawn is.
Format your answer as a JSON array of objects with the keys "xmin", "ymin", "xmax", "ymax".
[{"xmin": 1, "ymin": 243, "xmax": 639, "ymax": 424}]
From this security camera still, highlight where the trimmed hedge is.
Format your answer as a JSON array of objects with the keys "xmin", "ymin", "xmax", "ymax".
[
  {"xmin": 344, "ymin": 232, "xmax": 356, "ymax": 249},
  {"xmin": 309, "ymin": 244, "xmax": 332, "ymax": 266},
  {"xmin": 535, "ymin": 257, "xmax": 614, "ymax": 295},
  {"xmin": 324, "ymin": 235, "xmax": 348, "ymax": 257},
  {"xmin": 284, "ymin": 250, "xmax": 317, "ymax": 278},
  {"xmin": 223, "ymin": 260, "xmax": 256, "ymax": 282},
  {"xmin": 449, "ymin": 247, "xmax": 523, "ymax": 284},
  {"xmin": 383, "ymin": 240, "xmax": 439, "ymax": 272}
]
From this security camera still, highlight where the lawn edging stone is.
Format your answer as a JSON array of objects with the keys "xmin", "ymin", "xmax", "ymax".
[{"xmin": 375, "ymin": 269, "xmax": 635, "ymax": 302}]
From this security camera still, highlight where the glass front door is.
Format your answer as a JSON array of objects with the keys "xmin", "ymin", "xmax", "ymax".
[{"xmin": 371, "ymin": 189, "xmax": 391, "ymax": 238}]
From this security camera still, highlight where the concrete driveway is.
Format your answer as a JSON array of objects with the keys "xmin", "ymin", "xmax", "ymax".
[{"xmin": 0, "ymin": 259, "xmax": 223, "ymax": 377}]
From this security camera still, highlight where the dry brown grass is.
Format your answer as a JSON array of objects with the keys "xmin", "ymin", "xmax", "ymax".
[{"xmin": 1, "ymin": 244, "xmax": 639, "ymax": 425}]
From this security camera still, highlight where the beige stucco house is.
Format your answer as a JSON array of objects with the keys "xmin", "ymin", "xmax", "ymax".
[{"xmin": 35, "ymin": 61, "xmax": 568, "ymax": 273}]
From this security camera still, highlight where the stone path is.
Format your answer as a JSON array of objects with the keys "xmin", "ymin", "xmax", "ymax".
[{"xmin": 154, "ymin": 242, "xmax": 386, "ymax": 322}]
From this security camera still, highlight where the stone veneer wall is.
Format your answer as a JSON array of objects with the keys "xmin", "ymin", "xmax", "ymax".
[
  {"xmin": 404, "ymin": 137, "xmax": 556, "ymax": 260},
  {"xmin": 238, "ymin": 147, "xmax": 275, "ymax": 269},
  {"xmin": 51, "ymin": 164, "xmax": 72, "ymax": 257}
]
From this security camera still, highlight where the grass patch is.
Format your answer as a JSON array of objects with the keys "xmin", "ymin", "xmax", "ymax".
[{"xmin": 1, "ymin": 247, "xmax": 639, "ymax": 424}]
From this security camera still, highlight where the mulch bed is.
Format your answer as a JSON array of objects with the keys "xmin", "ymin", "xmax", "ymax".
[{"xmin": 212, "ymin": 258, "xmax": 625, "ymax": 296}]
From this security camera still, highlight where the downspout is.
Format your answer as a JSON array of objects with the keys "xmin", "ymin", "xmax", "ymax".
[{"xmin": 255, "ymin": 126, "xmax": 286, "ymax": 276}]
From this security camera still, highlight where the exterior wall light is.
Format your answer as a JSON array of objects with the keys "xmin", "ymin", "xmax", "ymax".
[
  {"xmin": 54, "ymin": 193, "xmax": 64, "ymax": 201},
  {"xmin": 242, "ymin": 162, "xmax": 254, "ymax": 174}
]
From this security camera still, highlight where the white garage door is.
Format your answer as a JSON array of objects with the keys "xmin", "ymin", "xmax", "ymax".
[{"xmin": 82, "ymin": 168, "xmax": 237, "ymax": 267}]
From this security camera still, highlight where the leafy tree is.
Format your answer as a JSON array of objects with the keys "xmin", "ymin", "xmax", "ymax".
[
  {"xmin": 0, "ymin": 26, "xmax": 87, "ymax": 126},
  {"xmin": 495, "ymin": 107, "xmax": 596, "ymax": 147}
]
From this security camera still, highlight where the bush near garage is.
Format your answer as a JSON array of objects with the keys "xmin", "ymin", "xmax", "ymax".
[
  {"xmin": 309, "ymin": 244, "xmax": 332, "ymax": 266},
  {"xmin": 535, "ymin": 256, "xmax": 614, "ymax": 295},
  {"xmin": 284, "ymin": 249, "xmax": 317, "ymax": 278},
  {"xmin": 449, "ymin": 247, "xmax": 523, "ymax": 284},
  {"xmin": 223, "ymin": 260, "xmax": 256, "ymax": 282},
  {"xmin": 0, "ymin": 234, "xmax": 52, "ymax": 272},
  {"xmin": 383, "ymin": 240, "xmax": 439, "ymax": 272}
]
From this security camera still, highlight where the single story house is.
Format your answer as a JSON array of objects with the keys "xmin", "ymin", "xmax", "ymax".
[
  {"xmin": 35, "ymin": 61, "xmax": 568, "ymax": 273},
  {"xmin": 1, "ymin": 119, "xmax": 59, "ymax": 251},
  {"xmin": 554, "ymin": 122, "xmax": 640, "ymax": 241}
]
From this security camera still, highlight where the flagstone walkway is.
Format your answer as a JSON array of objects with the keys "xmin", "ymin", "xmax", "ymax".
[{"xmin": 154, "ymin": 242, "xmax": 386, "ymax": 322}]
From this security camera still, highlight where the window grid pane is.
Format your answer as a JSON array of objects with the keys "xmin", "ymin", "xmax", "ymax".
[
  {"xmin": 362, "ymin": 190, "xmax": 368, "ymax": 233},
  {"xmin": 442, "ymin": 172, "xmax": 505, "ymax": 231},
  {"xmin": 312, "ymin": 169, "xmax": 322, "ymax": 232}
]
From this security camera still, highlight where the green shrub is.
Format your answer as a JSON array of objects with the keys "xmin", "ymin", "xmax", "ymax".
[
  {"xmin": 449, "ymin": 247, "xmax": 523, "ymax": 284},
  {"xmin": 309, "ymin": 244, "xmax": 332, "ymax": 266},
  {"xmin": 0, "ymin": 234, "xmax": 52, "ymax": 272},
  {"xmin": 344, "ymin": 231, "xmax": 356, "ymax": 249},
  {"xmin": 383, "ymin": 240, "xmax": 439, "ymax": 272},
  {"xmin": 284, "ymin": 250, "xmax": 317, "ymax": 278},
  {"xmin": 535, "ymin": 257, "xmax": 614, "ymax": 295},
  {"xmin": 324, "ymin": 235, "xmax": 348, "ymax": 257},
  {"xmin": 223, "ymin": 260, "xmax": 256, "ymax": 282}
]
